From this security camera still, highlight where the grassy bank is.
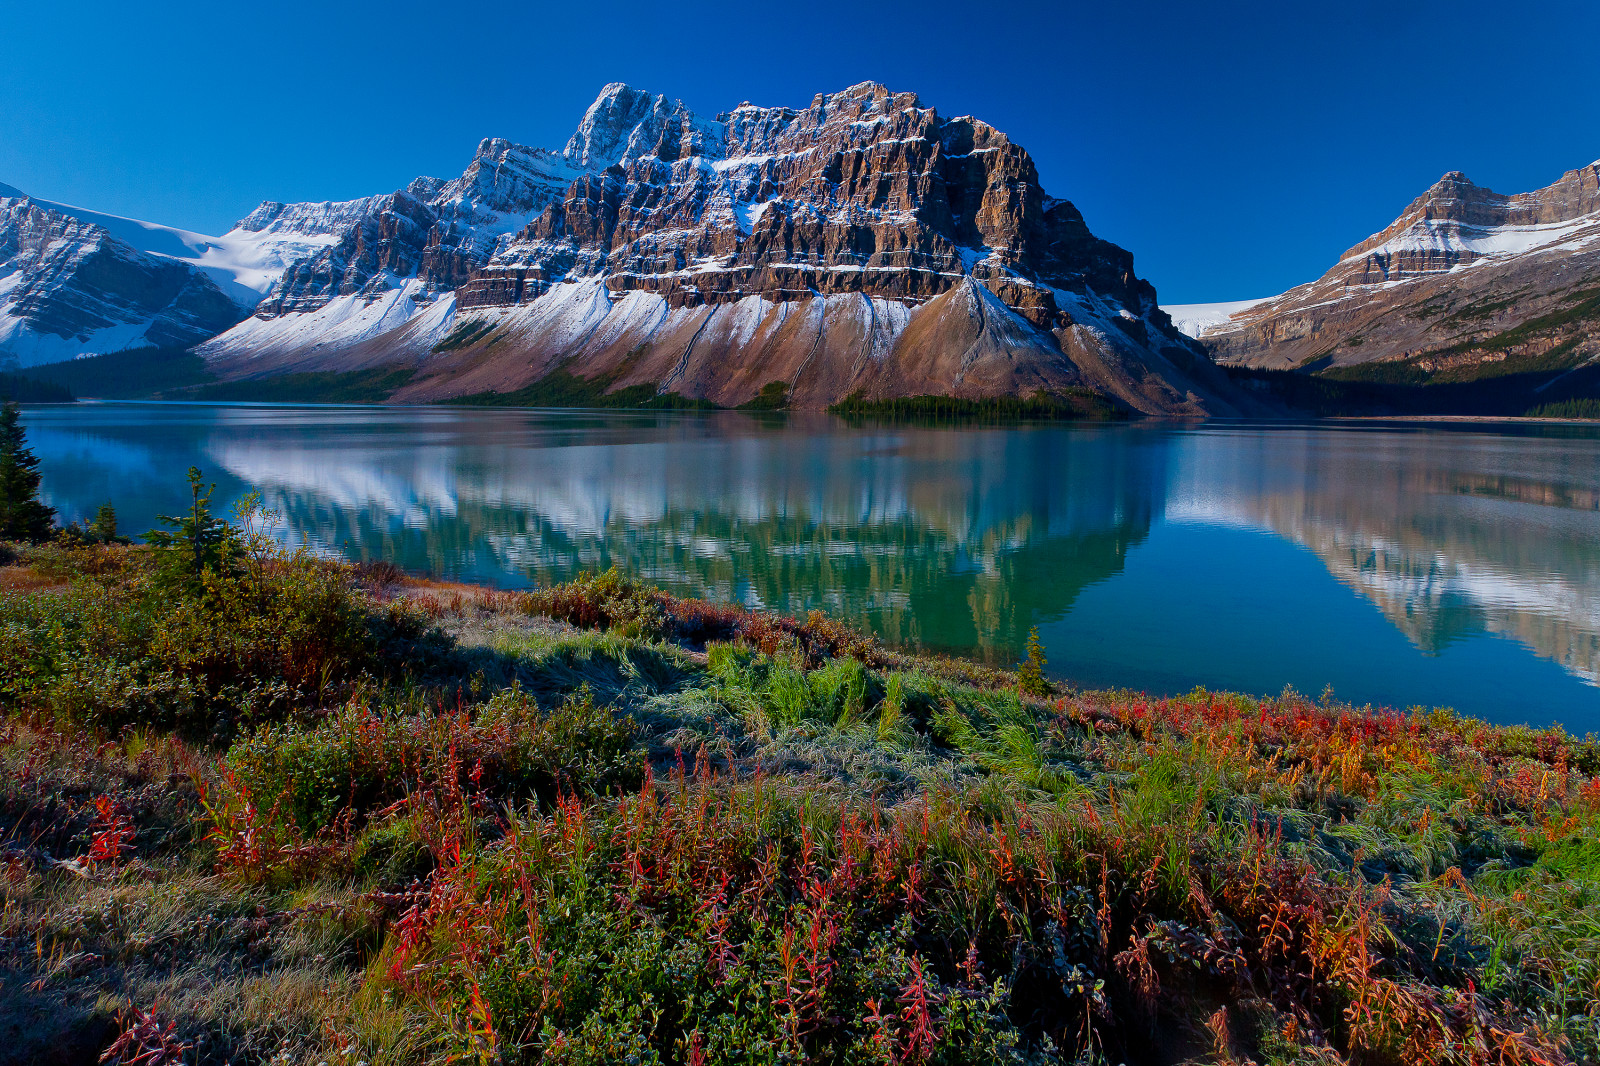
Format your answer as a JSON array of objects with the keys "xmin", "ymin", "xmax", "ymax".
[{"xmin": 1, "ymin": 534, "xmax": 1597, "ymax": 1065}]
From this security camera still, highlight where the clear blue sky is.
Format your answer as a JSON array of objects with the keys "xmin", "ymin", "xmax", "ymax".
[{"xmin": 3, "ymin": 0, "xmax": 1597, "ymax": 303}]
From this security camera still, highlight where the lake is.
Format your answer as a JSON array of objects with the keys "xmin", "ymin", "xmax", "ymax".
[{"xmin": 21, "ymin": 402, "xmax": 1600, "ymax": 732}]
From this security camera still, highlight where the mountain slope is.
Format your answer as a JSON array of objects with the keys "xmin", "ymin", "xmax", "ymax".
[
  {"xmin": 1174, "ymin": 162, "xmax": 1600, "ymax": 392},
  {"xmin": 198, "ymin": 82, "xmax": 1263, "ymax": 416},
  {"xmin": 0, "ymin": 186, "xmax": 246, "ymax": 367}
]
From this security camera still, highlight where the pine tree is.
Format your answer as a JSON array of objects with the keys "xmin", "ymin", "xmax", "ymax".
[
  {"xmin": 88, "ymin": 503, "xmax": 124, "ymax": 544},
  {"xmin": 147, "ymin": 466, "xmax": 235, "ymax": 594},
  {"xmin": 0, "ymin": 402, "xmax": 56, "ymax": 542},
  {"xmin": 1017, "ymin": 625, "xmax": 1051, "ymax": 699}
]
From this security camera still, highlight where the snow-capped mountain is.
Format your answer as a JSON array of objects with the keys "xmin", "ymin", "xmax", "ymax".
[
  {"xmin": 1166, "ymin": 162, "xmax": 1600, "ymax": 379},
  {"xmin": 0, "ymin": 184, "xmax": 251, "ymax": 367},
  {"xmin": 8, "ymin": 82, "xmax": 1264, "ymax": 414}
]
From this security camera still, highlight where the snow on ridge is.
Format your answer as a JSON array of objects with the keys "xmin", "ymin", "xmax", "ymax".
[
  {"xmin": 201, "ymin": 275, "xmax": 456, "ymax": 360},
  {"xmin": 0, "ymin": 310, "xmax": 161, "ymax": 368},
  {"xmin": 1161, "ymin": 297, "xmax": 1277, "ymax": 339},
  {"xmin": 6, "ymin": 189, "xmax": 346, "ymax": 309},
  {"xmin": 1343, "ymin": 209, "xmax": 1600, "ymax": 271}
]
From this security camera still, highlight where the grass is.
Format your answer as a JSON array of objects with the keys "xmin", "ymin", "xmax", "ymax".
[{"xmin": 2, "ymin": 535, "xmax": 1598, "ymax": 1064}]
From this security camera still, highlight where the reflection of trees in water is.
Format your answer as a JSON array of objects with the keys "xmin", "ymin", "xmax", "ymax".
[
  {"xmin": 1175, "ymin": 429, "xmax": 1600, "ymax": 684},
  {"xmin": 40, "ymin": 406, "xmax": 1598, "ymax": 688},
  {"xmin": 252, "ymin": 427, "xmax": 1165, "ymax": 665},
  {"xmin": 265, "ymin": 494, "xmax": 1157, "ymax": 666}
]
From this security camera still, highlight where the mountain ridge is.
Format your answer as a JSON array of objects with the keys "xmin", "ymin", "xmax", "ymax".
[
  {"xmin": 4, "ymin": 82, "xmax": 1264, "ymax": 416},
  {"xmin": 202, "ymin": 81, "xmax": 1257, "ymax": 414},
  {"xmin": 1166, "ymin": 160, "xmax": 1600, "ymax": 398}
]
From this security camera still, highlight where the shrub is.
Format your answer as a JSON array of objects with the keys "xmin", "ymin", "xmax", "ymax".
[{"xmin": 223, "ymin": 686, "xmax": 640, "ymax": 834}]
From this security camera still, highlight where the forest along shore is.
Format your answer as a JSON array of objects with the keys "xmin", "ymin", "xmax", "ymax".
[{"xmin": 1, "ymin": 530, "xmax": 1597, "ymax": 1066}]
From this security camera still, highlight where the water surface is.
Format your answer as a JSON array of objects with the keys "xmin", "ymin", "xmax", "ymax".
[{"xmin": 23, "ymin": 403, "xmax": 1600, "ymax": 731}]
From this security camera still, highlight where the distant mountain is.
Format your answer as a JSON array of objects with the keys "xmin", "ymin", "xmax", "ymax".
[
  {"xmin": 1167, "ymin": 162, "xmax": 1600, "ymax": 401},
  {"xmin": 5, "ymin": 83, "xmax": 1266, "ymax": 416},
  {"xmin": 0, "ymin": 185, "xmax": 248, "ymax": 367}
]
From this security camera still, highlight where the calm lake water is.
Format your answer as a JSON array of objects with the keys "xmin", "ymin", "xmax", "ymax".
[{"xmin": 21, "ymin": 402, "xmax": 1600, "ymax": 732}]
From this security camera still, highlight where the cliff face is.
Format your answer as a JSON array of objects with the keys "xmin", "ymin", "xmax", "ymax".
[
  {"xmin": 1179, "ymin": 163, "xmax": 1600, "ymax": 379},
  {"xmin": 0, "ymin": 188, "xmax": 246, "ymax": 367},
  {"xmin": 200, "ymin": 82, "xmax": 1262, "ymax": 416}
]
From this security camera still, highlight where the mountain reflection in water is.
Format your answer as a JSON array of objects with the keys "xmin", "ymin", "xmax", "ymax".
[{"xmin": 25, "ymin": 404, "xmax": 1600, "ymax": 728}]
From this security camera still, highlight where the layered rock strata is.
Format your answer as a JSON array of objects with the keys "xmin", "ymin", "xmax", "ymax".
[
  {"xmin": 202, "ymin": 82, "xmax": 1256, "ymax": 415},
  {"xmin": 1179, "ymin": 163, "xmax": 1600, "ymax": 377}
]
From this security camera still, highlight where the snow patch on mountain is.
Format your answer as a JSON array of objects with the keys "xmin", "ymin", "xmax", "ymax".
[
  {"xmin": 1, "ymin": 188, "xmax": 337, "ymax": 309},
  {"xmin": 0, "ymin": 313, "xmax": 160, "ymax": 367},
  {"xmin": 1162, "ymin": 297, "xmax": 1277, "ymax": 339},
  {"xmin": 1342, "ymin": 212, "xmax": 1600, "ymax": 270},
  {"xmin": 202, "ymin": 277, "xmax": 455, "ymax": 361}
]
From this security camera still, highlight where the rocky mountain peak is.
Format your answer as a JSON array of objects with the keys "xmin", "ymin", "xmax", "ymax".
[
  {"xmin": 1182, "ymin": 153, "xmax": 1600, "ymax": 386},
  {"xmin": 562, "ymin": 83, "xmax": 714, "ymax": 169}
]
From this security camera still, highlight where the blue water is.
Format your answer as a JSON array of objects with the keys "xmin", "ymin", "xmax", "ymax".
[{"xmin": 21, "ymin": 403, "xmax": 1600, "ymax": 732}]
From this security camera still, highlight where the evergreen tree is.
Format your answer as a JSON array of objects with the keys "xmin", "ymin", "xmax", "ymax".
[
  {"xmin": 1017, "ymin": 625, "xmax": 1051, "ymax": 699},
  {"xmin": 88, "ymin": 503, "xmax": 125, "ymax": 544},
  {"xmin": 147, "ymin": 467, "xmax": 236, "ymax": 594},
  {"xmin": 0, "ymin": 402, "xmax": 56, "ymax": 542}
]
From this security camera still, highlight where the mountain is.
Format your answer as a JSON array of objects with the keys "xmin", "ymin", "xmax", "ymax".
[
  {"xmin": 0, "ymin": 184, "xmax": 250, "ymax": 367},
  {"xmin": 1170, "ymin": 162, "xmax": 1600, "ymax": 399},
  {"xmin": 188, "ymin": 82, "xmax": 1257, "ymax": 415},
  {"xmin": 3, "ymin": 83, "xmax": 1261, "ymax": 415}
]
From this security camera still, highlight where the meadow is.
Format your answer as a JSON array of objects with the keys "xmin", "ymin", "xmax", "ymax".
[{"xmin": 1, "ymin": 501, "xmax": 1597, "ymax": 1065}]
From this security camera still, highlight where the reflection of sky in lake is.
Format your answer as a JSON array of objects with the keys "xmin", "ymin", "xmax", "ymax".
[{"xmin": 24, "ymin": 402, "xmax": 1600, "ymax": 731}]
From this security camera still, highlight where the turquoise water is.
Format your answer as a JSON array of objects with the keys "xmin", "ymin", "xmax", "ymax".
[{"xmin": 22, "ymin": 402, "xmax": 1600, "ymax": 731}]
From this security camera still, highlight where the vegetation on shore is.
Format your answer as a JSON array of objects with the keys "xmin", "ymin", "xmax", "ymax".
[
  {"xmin": 24, "ymin": 347, "xmax": 217, "ymax": 399},
  {"xmin": 1526, "ymin": 399, "xmax": 1600, "ymax": 420},
  {"xmin": 829, "ymin": 389, "xmax": 1125, "ymax": 423},
  {"xmin": 0, "ymin": 372, "xmax": 73, "ymax": 404},
  {"xmin": 188, "ymin": 367, "xmax": 421, "ymax": 405},
  {"xmin": 1, "ymin": 459, "xmax": 1597, "ymax": 1064},
  {"xmin": 1223, "ymin": 364, "xmax": 1600, "ymax": 420}
]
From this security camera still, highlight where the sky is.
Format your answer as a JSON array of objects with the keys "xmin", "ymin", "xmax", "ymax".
[{"xmin": 2, "ymin": 0, "xmax": 1597, "ymax": 304}]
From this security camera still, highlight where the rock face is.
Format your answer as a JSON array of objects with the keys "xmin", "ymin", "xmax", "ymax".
[
  {"xmin": 0, "ymin": 186, "xmax": 246, "ymax": 367},
  {"xmin": 201, "ymin": 82, "xmax": 1261, "ymax": 416},
  {"xmin": 1177, "ymin": 162, "xmax": 1600, "ymax": 379}
]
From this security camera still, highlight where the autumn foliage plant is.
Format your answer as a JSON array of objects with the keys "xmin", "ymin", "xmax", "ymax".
[{"xmin": 1, "ymin": 497, "xmax": 1597, "ymax": 1065}]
